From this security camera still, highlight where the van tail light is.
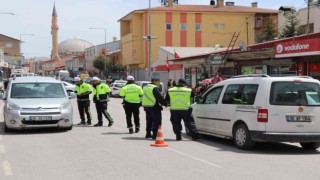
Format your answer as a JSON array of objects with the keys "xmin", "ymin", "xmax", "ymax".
[{"xmin": 257, "ymin": 109, "xmax": 268, "ymax": 123}]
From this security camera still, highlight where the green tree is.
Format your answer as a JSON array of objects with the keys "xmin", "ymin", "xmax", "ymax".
[
  {"xmin": 105, "ymin": 54, "xmax": 125, "ymax": 78},
  {"xmin": 258, "ymin": 18, "xmax": 276, "ymax": 42},
  {"xmin": 280, "ymin": 10, "xmax": 300, "ymax": 38},
  {"xmin": 93, "ymin": 55, "xmax": 106, "ymax": 77}
]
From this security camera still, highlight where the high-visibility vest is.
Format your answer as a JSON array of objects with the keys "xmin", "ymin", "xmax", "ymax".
[
  {"xmin": 168, "ymin": 87, "xmax": 192, "ymax": 110},
  {"xmin": 142, "ymin": 84, "xmax": 157, "ymax": 107},
  {"xmin": 75, "ymin": 82, "xmax": 92, "ymax": 101},
  {"xmin": 119, "ymin": 84, "xmax": 143, "ymax": 104},
  {"xmin": 93, "ymin": 83, "xmax": 111, "ymax": 102}
]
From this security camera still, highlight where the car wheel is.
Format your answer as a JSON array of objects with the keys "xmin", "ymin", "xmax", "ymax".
[
  {"xmin": 300, "ymin": 142, "xmax": 320, "ymax": 150},
  {"xmin": 4, "ymin": 122, "xmax": 13, "ymax": 133},
  {"xmin": 233, "ymin": 124, "xmax": 255, "ymax": 150}
]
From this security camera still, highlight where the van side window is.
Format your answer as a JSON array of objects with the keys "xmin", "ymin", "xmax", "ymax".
[
  {"xmin": 203, "ymin": 86, "xmax": 223, "ymax": 104},
  {"xmin": 222, "ymin": 84, "xmax": 258, "ymax": 105}
]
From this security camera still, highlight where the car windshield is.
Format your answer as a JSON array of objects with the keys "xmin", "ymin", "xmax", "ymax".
[
  {"xmin": 114, "ymin": 83, "xmax": 126, "ymax": 88},
  {"xmin": 270, "ymin": 81, "xmax": 320, "ymax": 106},
  {"xmin": 10, "ymin": 83, "xmax": 66, "ymax": 99}
]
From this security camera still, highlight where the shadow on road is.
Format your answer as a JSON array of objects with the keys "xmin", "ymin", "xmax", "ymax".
[
  {"xmin": 181, "ymin": 133, "xmax": 320, "ymax": 155},
  {"xmin": 101, "ymin": 132, "xmax": 132, "ymax": 135},
  {"xmin": 0, "ymin": 122, "xmax": 70, "ymax": 135}
]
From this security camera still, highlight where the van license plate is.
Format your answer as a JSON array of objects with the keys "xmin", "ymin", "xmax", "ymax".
[
  {"xmin": 29, "ymin": 116, "xmax": 52, "ymax": 121},
  {"xmin": 286, "ymin": 115, "xmax": 311, "ymax": 122}
]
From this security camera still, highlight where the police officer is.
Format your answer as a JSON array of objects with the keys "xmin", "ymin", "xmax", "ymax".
[
  {"xmin": 142, "ymin": 77, "xmax": 167, "ymax": 139},
  {"xmin": 92, "ymin": 76, "xmax": 114, "ymax": 127},
  {"xmin": 119, "ymin": 76, "xmax": 143, "ymax": 134},
  {"xmin": 166, "ymin": 78, "xmax": 200, "ymax": 141},
  {"xmin": 74, "ymin": 77, "xmax": 92, "ymax": 125}
]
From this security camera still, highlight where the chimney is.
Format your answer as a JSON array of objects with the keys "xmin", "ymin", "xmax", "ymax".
[
  {"xmin": 168, "ymin": 0, "xmax": 174, "ymax": 7},
  {"xmin": 225, "ymin": 2, "xmax": 235, "ymax": 6},
  {"xmin": 113, "ymin": 37, "xmax": 117, "ymax": 42},
  {"xmin": 252, "ymin": 2, "xmax": 258, "ymax": 8},
  {"xmin": 217, "ymin": 0, "xmax": 224, "ymax": 8},
  {"xmin": 210, "ymin": 0, "xmax": 215, "ymax": 6}
]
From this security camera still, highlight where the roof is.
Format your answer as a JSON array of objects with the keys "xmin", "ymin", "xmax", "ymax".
[
  {"xmin": 0, "ymin": 34, "xmax": 20, "ymax": 42},
  {"xmin": 52, "ymin": 3, "xmax": 57, "ymax": 17},
  {"xmin": 119, "ymin": 4, "xmax": 278, "ymax": 21},
  {"xmin": 58, "ymin": 38, "xmax": 93, "ymax": 53},
  {"xmin": 12, "ymin": 76, "xmax": 59, "ymax": 83},
  {"xmin": 86, "ymin": 40, "xmax": 120, "ymax": 53}
]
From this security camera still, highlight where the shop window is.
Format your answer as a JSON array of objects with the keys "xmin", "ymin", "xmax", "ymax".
[{"xmin": 270, "ymin": 65, "xmax": 297, "ymax": 76}]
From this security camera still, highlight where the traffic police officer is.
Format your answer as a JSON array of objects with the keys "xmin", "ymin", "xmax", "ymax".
[
  {"xmin": 142, "ymin": 77, "xmax": 167, "ymax": 139},
  {"xmin": 119, "ymin": 76, "xmax": 143, "ymax": 134},
  {"xmin": 74, "ymin": 77, "xmax": 92, "ymax": 125},
  {"xmin": 92, "ymin": 76, "xmax": 114, "ymax": 127},
  {"xmin": 166, "ymin": 78, "xmax": 200, "ymax": 141}
]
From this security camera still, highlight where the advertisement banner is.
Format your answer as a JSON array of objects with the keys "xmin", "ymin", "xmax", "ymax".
[{"xmin": 275, "ymin": 38, "xmax": 320, "ymax": 58}]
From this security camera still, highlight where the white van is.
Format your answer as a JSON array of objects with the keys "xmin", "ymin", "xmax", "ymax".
[{"xmin": 191, "ymin": 75, "xmax": 320, "ymax": 150}]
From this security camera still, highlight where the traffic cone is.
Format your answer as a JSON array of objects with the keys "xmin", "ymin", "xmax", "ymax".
[{"xmin": 150, "ymin": 125, "xmax": 168, "ymax": 147}]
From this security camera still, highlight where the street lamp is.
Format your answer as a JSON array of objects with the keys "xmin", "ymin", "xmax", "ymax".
[
  {"xmin": 20, "ymin": 33, "xmax": 35, "ymax": 68},
  {"xmin": 89, "ymin": 27, "xmax": 107, "ymax": 78}
]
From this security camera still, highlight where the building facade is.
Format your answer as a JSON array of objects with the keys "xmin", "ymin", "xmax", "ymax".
[{"xmin": 119, "ymin": 0, "xmax": 278, "ymax": 80}]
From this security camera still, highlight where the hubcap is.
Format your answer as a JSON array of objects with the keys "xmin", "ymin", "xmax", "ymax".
[{"xmin": 236, "ymin": 128, "xmax": 246, "ymax": 146}]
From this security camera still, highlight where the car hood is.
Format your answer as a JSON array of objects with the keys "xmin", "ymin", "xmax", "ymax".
[{"xmin": 8, "ymin": 98, "xmax": 69, "ymax": 108}]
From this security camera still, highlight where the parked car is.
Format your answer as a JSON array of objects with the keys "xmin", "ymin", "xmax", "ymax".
[
  {"xmin": 110, "ymin": 81, "xmax": 127, "ymax": 96},
  {"xmin": 0, "ymin": 76, "xmax": 75, "ymax": 132},
  {"xmin": 62, "ymin": 81, "xmax": 75, "ymax": 92},
  {"xmin": 191, "ymin": 74, "xmax": 320, "ymax": 150}
]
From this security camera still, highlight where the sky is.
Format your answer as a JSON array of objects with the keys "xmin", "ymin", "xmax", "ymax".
[{"xmin": 0, "ymin": 0, "xmax": 308, "ymax": 58}]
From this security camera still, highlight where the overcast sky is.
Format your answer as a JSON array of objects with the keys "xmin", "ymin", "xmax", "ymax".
[{"xmin": 0, "ymin": 0, "xmax": 308, "ymax": 58}]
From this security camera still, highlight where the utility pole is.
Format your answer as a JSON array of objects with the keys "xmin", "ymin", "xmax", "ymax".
[
  {"xmin": 306, "ymin": 0, "xmax": 312, "ymax": 34},
  {"xmin": 246, "ymin": 17, "xmax": 249, "ymax": 45}
]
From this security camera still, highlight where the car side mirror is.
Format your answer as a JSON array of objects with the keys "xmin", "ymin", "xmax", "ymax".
[
  {"xmin": 68, "ymin": 92, "xmax": 77, "ymax": 99},
  {"xmin": 194, "ymin": 96, "xmax": 202, "ymax": 104},
  {"xmin": 0, "ymin": 92, "xmax": 5, "ymax": 100}
]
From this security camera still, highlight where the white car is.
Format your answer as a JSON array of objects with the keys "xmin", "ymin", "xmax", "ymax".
[
  {"xmin": 62, "ymin": 81, "xmax": 75, "ymax": 92},
  {"xmin": 191, "ymin": 74, "xmax": 320, "ymax": 150},
  {"xmin": 136, "ymin": 81, "xmax": 165, "ymax": 95},
  {"xmin": 110, "ymin": 81, "xmax": 127, "ymax": 96}
]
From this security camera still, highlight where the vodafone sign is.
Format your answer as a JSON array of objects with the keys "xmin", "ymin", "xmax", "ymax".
[{"xmin": 275, "ymin": 38, "xmax": 320, "ymax": 58}]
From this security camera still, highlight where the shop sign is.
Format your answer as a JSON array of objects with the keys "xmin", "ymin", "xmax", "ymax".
[
  {"xmin": 207, "ymin": 55, "xmax": 225, "ymax": 65},
  {"xmin": 154, "ymin": 64, "xmax": 183, "ymax": 71},
  {"xmin": 275, "ymin": 38, "xmax": 320, "ymax": 58}
]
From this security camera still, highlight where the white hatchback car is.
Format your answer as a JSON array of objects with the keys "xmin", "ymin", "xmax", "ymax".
[
  {"xmin": 191, "ymin": 75, "xmax": 320, "ymax": 150},
  {"xmin": 110, "ymin": 81, "xmax": 127, "ymax": 96}
]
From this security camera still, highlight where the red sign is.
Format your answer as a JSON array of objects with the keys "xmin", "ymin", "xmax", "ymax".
[
  {"xmin": 155, "ymin": 64, "xmax": 183, "ymax": 71},
  {"xmin": 275, "ymin": 38, "xmax": 320, "ymax": 58},
  {"xmin": 309, "ymin": 64, "xmax": 320, "ymax": 72}
]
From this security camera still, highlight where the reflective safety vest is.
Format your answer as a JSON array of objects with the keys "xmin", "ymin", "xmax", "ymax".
[
  {"xmin": 168, "ymin": 87, "xmax": 192, "ymax": 110},
  {"xmin": 75, "ymin": 82, "xmax": 92, "ymax": 101},
  {"xmin": 93, "ymin": 83, "xmax": 111, "ymax": 102},
  {"xmin": 119, "ymin": 84, "xmax": 143, "ymax": 104},
  {"xmin": 142, "ymin": 84, "xmax": 157, "ymax": 107}
]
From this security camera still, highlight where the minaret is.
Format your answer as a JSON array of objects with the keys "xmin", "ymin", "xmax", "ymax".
[{"xmin": 51, "ymin": 3, "xmax": 60, "ymax": 60}]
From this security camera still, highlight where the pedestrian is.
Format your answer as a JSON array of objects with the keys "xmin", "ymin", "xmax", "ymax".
[
  {"xmin": 142, "ymin": 77, "xmax": 167, "ymax": 139},
  {"xmin": 166, "ymin": 78, "xmax": 200, "ymax": 141},
  {"xmin": 167, "ymin": 79, "xmax": 172, "ymax": 89},
  {"xmin": 119, "ymin": 76, "xmax": 143, "ymax": 134},
  {"xmin": 74, "ymin": 77, "xmax": 92, "ymax": 125},
  {"xmin": 172, "ymin": 80, "xmax": 176, "ymax": 87},
  {"xmin": 92, "ymin": 76, "xmax": 114, "ymax": 127}
]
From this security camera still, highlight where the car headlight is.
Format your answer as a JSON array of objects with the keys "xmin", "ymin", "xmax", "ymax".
[
  {"xmin": 60, "ymin": 102, "xmax": 72, "ymax": 109},
  {"xmin": 7, "ymin": 102, "xmax": 21, "ymax": 110}
]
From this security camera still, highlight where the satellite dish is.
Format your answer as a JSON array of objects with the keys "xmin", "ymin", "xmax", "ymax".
[{"xmin": 239, "ymin": 40, "xmax": 247, "ymax": 51}]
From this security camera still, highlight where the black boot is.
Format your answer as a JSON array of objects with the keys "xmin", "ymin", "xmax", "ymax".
[
  {"xmin": 192, "ymin": 134, "xmax": 200, "ymax": 141},
  {"xmin": 94, "ymin": 122, "xmax": 103, "ymax": 127},
  {"xmin": 77, "ymin": 121, "xmax": 85, "ymax": 125},
  {"xmin": 135, "ymin": 127, "xmax": 140, "ymax": 133},
  {"xmin": 108, "ymin": 121, "xmax": 113, "ymax": 127},
  {"xmin": 145, "ymin": 132, "xmax": 152, "ymax": 139},
  {"xmin": 86, "ymin": 121, "xmax": 92, "ymax": 125},
  {"xmin": 129, "ymin": 128, "xmax": 134, "ymax": 134},
  {"xmin": 176, "ymin": 134, "xmax": 182, "ymax": 141}
]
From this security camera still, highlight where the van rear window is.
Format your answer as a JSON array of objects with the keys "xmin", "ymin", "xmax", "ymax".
[{"xmin": 270, "ymin": 82, "xmax": 320, "ymax": 106}]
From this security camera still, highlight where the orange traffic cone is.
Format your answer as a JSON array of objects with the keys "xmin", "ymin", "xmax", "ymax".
[{"xmin": 150, "ymin": 125, "xmax": 168, "ymax": 147}]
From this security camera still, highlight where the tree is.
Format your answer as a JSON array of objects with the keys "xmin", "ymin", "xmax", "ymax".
[
  {"xmin": 280, "ymin": 10, "xmax": 300, "ymax": 38},
  {"xmin": 93, "ymin": 55, "xmax": 106, "ymax": 77},
  {"xmin": 258, "ymin": 18, "xmax": 276, "ymax": 42}
]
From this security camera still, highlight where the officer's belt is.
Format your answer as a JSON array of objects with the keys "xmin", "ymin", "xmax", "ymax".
[{"xmin": 78, "ymin": 98, "xmax": 89, "ymax": 101}]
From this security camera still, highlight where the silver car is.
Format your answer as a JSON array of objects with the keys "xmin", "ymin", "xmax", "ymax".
[{"xmin": 0, "ymin": 77, "xmax": 75, "ymax": 132}]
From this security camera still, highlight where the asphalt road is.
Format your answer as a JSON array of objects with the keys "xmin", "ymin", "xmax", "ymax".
[{"xmin": 0, "ymin": 98, "xmax": 320, "ymax": 180}]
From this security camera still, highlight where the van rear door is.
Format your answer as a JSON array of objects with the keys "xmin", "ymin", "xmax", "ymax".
[{"xmin": 267, "ymin": 80, "xmax": 320, "ymax": 133}]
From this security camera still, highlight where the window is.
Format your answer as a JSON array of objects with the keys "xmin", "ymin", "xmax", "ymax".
[
  {"xmin": 10, "ymin": 83, "xmax": 66, "ymax": 99},
  {"xmin": 204, "ymin": 86, "xmax": 223, "ymax": 104},
  {"xmin": 166, "ymin": 23, "xmax": 172, "ymax": 30},
  {"xmin": 222, "ymin": 84, "xmax": 258, "ymax": 105},
  {"xmin": 213, "ymin": 23, "xmax": 225, "ymax": 29},
  {"xmin": 255, "ymin": 18, "xmax": 262, "ymax": 28},
  {"xmin": 195, "ymin": 23, "xmax": 201, "ymax": 31},
  {"xmin": 270, "ymin": 82, "xmax": 320, "ymax": 106},
  {"xmin": 180, "ymin": 23, "xmax": 187, "ymax": 31}
]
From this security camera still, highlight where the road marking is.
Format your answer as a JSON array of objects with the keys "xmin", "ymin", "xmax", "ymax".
[
  {"xmin": 167, "ymin": 147, "xmax": 222, "ymax": 169},
  {"xmin": 2, "ymin": 161, "xmax": 13, "ymax": 176},
  {"xmin": 0, "ymin": 145, "xmax": 5, "ymax": 153}
]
